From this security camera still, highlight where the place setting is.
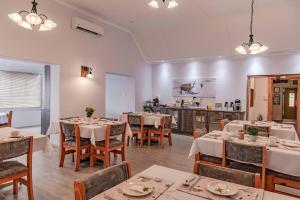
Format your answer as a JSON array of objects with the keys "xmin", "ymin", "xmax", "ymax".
[
  {"xmin": 178, "ymin": 176, "xmax": 263, "ymax": 200},
  {"xmin": 95, "ymin": 175, "xmax": 174, "ymax": 200}
]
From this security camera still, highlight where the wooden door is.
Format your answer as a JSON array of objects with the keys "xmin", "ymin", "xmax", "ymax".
[{"xmin": 283, "ymin": 88, "xmax": 297, "ymax": 119}]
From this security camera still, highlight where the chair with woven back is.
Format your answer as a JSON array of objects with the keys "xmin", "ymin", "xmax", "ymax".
[
  {"xmin": 59, "ymin": 122, "xmax": 92, "ymax": 171},
  {"xmin": 0, "ymin": 111, "xmax": 13, "ymax": 128},
  {"xmin": 148, "ymin": 115, "xmax": 173, "ymax": 149},
  {"xmin": 244, "ymin": 124, "xmax": 270, "ymax": 137},
  {"xmin": 127, "ymin": 114, "xmax": 148, "ymax": 147},
  {"xmin": 74, "ymin": 162, "xmax": 131, "ymax": 200},
  {"xmin": 91, "ymin": 123, "xmax": 127, "ymax": 168},
  {"xmin": 0, "ymin": 136, "xmax": 34, "ymax": 200},
  {"xmin": 194, "ymin": 162, "xmax": 261, "ymax": 188},
  {"xmin": 222, "ymin": 140, "xmax": 266, "ymax": 189}
]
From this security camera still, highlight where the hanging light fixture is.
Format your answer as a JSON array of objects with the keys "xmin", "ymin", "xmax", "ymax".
[
  {"xmin": 149, "ymin": 0, "xmax": 178, "ymax": 9},
  {"xmin": 235, "ymin": 0, "xmax": 268, "ymax": 55},
  {"xmin": 8, "ymin": 0, "xmax": 57, "ymax": 31}
]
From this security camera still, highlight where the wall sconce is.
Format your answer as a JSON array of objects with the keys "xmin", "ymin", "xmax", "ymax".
[{"xmin": 81, "ymin": 66, "xmax": 93, "ymax": 79}]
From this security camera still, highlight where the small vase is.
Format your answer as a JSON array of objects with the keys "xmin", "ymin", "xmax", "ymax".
[{"xmin": 249, "ymin": 135, "xmax": 257, "ymax": 142}]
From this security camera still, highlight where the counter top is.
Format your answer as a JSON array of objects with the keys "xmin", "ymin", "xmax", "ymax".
[{"xmin": 146, "ymin": 106, "xmax": 245, "ymax": 113}]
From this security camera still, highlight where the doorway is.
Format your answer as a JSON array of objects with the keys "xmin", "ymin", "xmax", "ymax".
[
  {"xmin": 283, "ymin": 87, "xmax": 297, "ymax": 120},
  {"xmin": 105, "ymin": 73, "xmax": 135, "ymax": 118}
]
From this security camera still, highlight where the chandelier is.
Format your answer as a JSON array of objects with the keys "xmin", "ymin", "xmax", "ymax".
[
  {"xmin": 8, "ymin": 0, "xmax": 57, "ymax": 31},
  {"xmin": 235, "ymin": 0, "xmax": 268, "ymax": 55},
  {"xmin": 149, "ymin": 0, "xmax": 178, "ymax": 9}
]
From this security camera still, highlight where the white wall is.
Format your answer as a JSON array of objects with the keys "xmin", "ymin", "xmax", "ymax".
[
  {"xmin": 0, "ymin": 0, "xmax": 151, "ymax": 119},
  {"xmin": 152, "ymin": 52, "xmax": 300, "ymax": 112},
  {"xmin": 105, "ymin": 74, "xmax": 135, "ymax": 118},
  {"xmin": 253, "ymin": 78, "xmax": 268, "ymax": 121}
]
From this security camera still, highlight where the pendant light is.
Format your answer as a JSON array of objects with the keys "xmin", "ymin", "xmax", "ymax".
[
  {"xmin": 149, "ymin": 0, "xmax": 178, "ymax": 9},
  {"xmin": 235, "ymin": 0, "xmax": 268, "ymax": 55},
  {"xmin": 8, "ymin": 0, "xmax": 57, "ymax": 31}
]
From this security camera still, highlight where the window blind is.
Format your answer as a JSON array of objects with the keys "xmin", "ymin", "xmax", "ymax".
[{"xmin": 0, "ymin": 70, "xmax": 42, "ymax": 108}]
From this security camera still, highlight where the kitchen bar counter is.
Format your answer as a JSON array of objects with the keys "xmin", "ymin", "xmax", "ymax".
[{"xmin": 144, "ymin": 106, "xmax": 245, "ymax": 135}]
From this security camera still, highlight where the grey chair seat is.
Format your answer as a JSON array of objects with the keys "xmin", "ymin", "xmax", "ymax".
[
  {"xmin": 0, "ymin": 161, "xmax": 28, "ymax": 179},
  {"xmin": 267, "ymin": 170, "xmax": 300, "ymax": 182},
  {"xmin": 227, "ymin": 161, "xmax": 262, "ymax": 174},
  {"xmin": 63, "ymin": 138, "xmax": 91, "ymax": 146},
  {"xmin": 131, "ymin": 125, "xmax": 151, "ymax": 131},
  {"xmin": 95, "ymin": 139, "xmax": 122, "ymax": 147},
  {"xmin": 200, "ymin": 154, "xmax": 222, "ymax": 165}
]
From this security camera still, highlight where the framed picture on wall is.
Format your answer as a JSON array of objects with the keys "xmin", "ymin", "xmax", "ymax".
[{"xmin": 274, "ymin": 87, "xmax": 280, "ymax": 93}]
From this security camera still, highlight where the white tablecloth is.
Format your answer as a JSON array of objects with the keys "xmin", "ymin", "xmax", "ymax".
[
  {"xmin": 0, "ymin": 127, "xmax": 52, "ymax": 153},
  {"xmin": 119, "ymin": 113, "xmax": 176, "ymax": 128},
  {"xmin": 91, "ymin": 165, "xmax": 297, "ymax": 200},
  {"xmin": 224, "ymin": 120, "xmax": 299, "ymax": 141},
  {"xmin": 47, "ymin": 119, "xmax": 132, "ymax": 144},
  {"xmin": 189, "ymin": 131, "xmax": 300, "ymax": 177},
  {"xmin": 0, "ymin": 113, "xmax": 8, "ymax": 124}
]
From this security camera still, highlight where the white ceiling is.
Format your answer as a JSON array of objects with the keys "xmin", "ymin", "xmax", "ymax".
[{"xmin": 57, "ymin": 0, "xmax": 300, "ymax": 61}]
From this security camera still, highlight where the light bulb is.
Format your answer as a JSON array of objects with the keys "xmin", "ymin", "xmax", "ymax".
[
  {"xmin": 249, "ymin": 42, "xmax": 261, "ymax": 52},
  {"xmin": 235, "ymin": 45, "xmax": 247, "ymax": 55},
  {"xmin": 259, "ymin": 45, "xmax": 268, "ymax": 52},
  {"xmin": 39, "ymin": 19, "xmax": 57, "ymax": 31},
  {"xmin": 86, "ymin": 72, "xmax": 93, "ymax": 79},
  {"xmin": 18, "ymin": 21, "xmax": 32, "ymax": 30},
  {"xmin": 8, "ymin": 13, "xmax": 23, "ymax": 24},
  {"xmin": 168, "ymin": 0, "xmax": 178, "ymax": 8},
  {"xmin": 149, "ymin": 0, "xmax": 159, "ymax": 8},
  {"xmin": 26, "ymin": 13, "xmax": 42, "ymax": 25}
]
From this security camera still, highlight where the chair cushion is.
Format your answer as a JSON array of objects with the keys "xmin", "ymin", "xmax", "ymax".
[
  {"xmin": 130, "ymin": 125, "xmax": 150, "ymax": 131},
  {"xmin": 200, "ymin": 154, "xmax": 222, "ymax": 165},
  {"xmin": 227, "ymin": 161, "xmax": 262, "ymax": 174},
  {"xmin": 63, "ymin": 138, "xmax": 91, "ymax": 146},
  {"xmin": 0, "ymin": 161, "xmax": 27, "ymax": 179},
  {"xmin": 95, "ymin": 139, "xmax": 122, "ymax": 147},
  {"xmin": 267, "ymin": 170, "xmax": 300, "ymax": 182}
]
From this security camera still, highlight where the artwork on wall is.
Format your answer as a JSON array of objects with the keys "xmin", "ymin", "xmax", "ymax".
[{"xmin": 172, "ymin": 78, "xmax": 216, "ymax": 97}]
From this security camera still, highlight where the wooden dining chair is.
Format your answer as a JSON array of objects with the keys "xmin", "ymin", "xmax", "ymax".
[
  {"xmin": 0, "ymin": 111, "xmax": 13, "ymax": 128},
  {"xmin": 194, "ymin": 162, "xmax": 261, "ymax": 188},
  {"xmin": 220, "ymin": 118, "xmax": 230, "ymax": 131},
  {"xmin": 267, "ymin": 170, "xmax": 300, "ymax": 197},
  {"xmin": 91, "ymin": 123, "xmax": 127, "ymax": 168},
  {"xmin": 244, "ymin": 124, "xmax": 270, "ymax": 137},
  {"xmin": 148, "ymin": 115, "xmax": 173, "ymax": 149},
  {"xmin": 74, "ymin": 161, "xmax": 131, "ymax": 200},
  {"xmin": 0, "ymin": 136, "xmax": 34, "ymax": 200},
  {"xmin": 193, "ymin": 128, "xmax": 210, "ymax": 172},
  {"xmin": 127, "ymin": 114, "xmax": 148, "ymax": 147},
  {"xmin": 59, "ymin": 122, "xmax": 92, "ymax": 171},
  {"xmin": 222, "ymin": 140, "xmax": 267, "ymax": 189}
]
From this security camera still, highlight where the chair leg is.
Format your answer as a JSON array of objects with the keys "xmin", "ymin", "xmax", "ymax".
[
  {"xmin": 168, "ymin": 132, "xmax": 172, "ymax": 146},
  {"xmin": 13, "ymin": 180, "xmax": 18, "ymax": 194},
  {"xmin": 127, "ymin": 136, "xmax": 130, "ymax": 146},
  {"xmin": 121, "ymin": 147, "xmax": 126, "ymax": 161},
  {"xmin": 75, "ymin": 150, "xmax": 81, "ymax": 172},
  {"xmin": 90, "ymin": 147, "xmax": 94, "ymax": 167},
  {"xmin": 266, "ymin": 175, "xmax": 275, "ymax": 192},
  {"xmin": 160, "ymin": 134, "xmax": 164, "ymax": 149},
  {"xmin": 59, "ymin": 147, "xmax": 65, "ymax": 167},
  {"xmin": 72, "ymin": 153, "xmax": 75, "ymax": 162},
  {"xmin": 104, "ymin": 151, "xmax": 110, "ymax": 168},
  {"xmin": 140, "ymin": 133, "xmax": 144, "ymax": 147},
  {"xmin": 27, "ymin": 172, "xmax": 34, "ymax": 200},
  {"xmin": 148, "ymin": 131, "xmax": 151, "ymax": 146}
]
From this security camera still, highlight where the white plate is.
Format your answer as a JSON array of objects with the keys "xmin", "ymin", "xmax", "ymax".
[
  {"xmin": 280, "ymin": 141, "xmax": 300, "ymax": 148},
  {"xmin": 122, "ymin": 184, "xmax": 153, "ymax": 197},
  {"xmin": 207, "ymin": 182, "xmax": 238, "ymax": 196}
]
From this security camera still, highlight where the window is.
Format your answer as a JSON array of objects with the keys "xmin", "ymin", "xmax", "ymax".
[
  {"xmin": 289, "ymin": 92, "xmax": 295, "ymax": 107},
  {"xmin": 0, "ymin": 71, "xmax": 42, "ymax": 108}
]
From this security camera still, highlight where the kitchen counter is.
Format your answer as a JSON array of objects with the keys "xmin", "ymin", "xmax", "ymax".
[{"xmin": 144, "ymin": 106, "xmax": 245, "ymax": 135}]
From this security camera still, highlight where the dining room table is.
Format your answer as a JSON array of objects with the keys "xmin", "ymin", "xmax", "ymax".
[
  {"xmin": 90, "ymin": 165, "xmax": 298, "ymax": 200},
  {"xmin": 119, "ymin": 112, "xmax": 176, "ymax": 128},
  {"xmin": 46, "ymin": 117, "xmax": 132, "ymax": 144},
  {"xmin": 224, "ymin": 120, "xmax": 299, "ymax": 141},
  {"xmin": 0, "ymin": 127, "xmax": 52, "ymax": 153},
  {"xmin": 189, "ymin": 130, "xmax": 300, "ymax": 178}
]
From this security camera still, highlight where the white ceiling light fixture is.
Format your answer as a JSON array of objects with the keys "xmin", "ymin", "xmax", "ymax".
[
  {"xmin": 235, "ymin": 0, "xmax": 268, "ymax": 55},
  {"xmin": 8, "ymin": 0, "xmax": 57, "ymax": 31},
  {"xmin": 148, "ymin": 0, "xmax": 178, "ymax": 9}
]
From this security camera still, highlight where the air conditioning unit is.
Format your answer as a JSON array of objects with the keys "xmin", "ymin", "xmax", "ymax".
[{"xmin": 71, "ymin": 17, "xmax": 104, "ymax": 36}]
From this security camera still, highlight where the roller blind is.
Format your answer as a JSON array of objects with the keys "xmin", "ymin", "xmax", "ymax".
[{"xmin": 0, "ymin": 70, "xmax": 42, "ymax": 108}]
